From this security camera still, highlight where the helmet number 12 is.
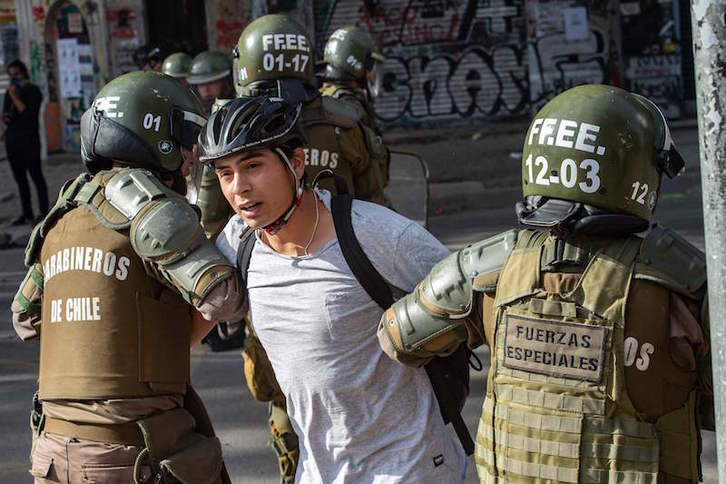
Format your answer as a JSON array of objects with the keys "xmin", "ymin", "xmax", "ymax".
[
  {"xmin": 525, "ymin": 154, "xmax": 600, "ymax": 193},
  {"xmin": 630, "ymin": 181, "xmax": 649, "ymax": 205}
]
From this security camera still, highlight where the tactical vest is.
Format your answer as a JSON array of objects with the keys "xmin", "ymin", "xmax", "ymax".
[
  {"xmin": 302, "ymin": 96, "xmax": 387, "ymax": 201},
  {"xmin": 35, "ymin": 171, "xmax": 191, "ymax": 400},
  {"xmin": 477, "ymin": 230, "xmax": 702, "ymax": 483}
]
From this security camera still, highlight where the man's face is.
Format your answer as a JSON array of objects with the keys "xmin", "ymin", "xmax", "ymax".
[
  {"xmin": 196, "ymin": 79, "xmax": 225, "ymax": 102},
  {"xmin": 215, "ymin": 148, "xmax": 296, "ymax": 229},
  {"xmin": 8, "ymin": 66, "xmax": 23, "ymax": 81}
]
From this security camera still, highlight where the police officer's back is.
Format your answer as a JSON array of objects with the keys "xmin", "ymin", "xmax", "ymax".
[
  {"xmin": 319, "ymin": 26, "xmax": 385, "ymax": 134},
  {"xmin": 379, "ymin": 85, "xmax": 712, "ymax": 483},
  {"xmin": 234, "ymin": 15, "xmax": 387, "ymax": 204},
  {"xmin": 12, "ymin": 72, "xmax": 244, "ymax": 483}
]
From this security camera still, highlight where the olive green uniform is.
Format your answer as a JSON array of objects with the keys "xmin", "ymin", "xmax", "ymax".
[
  {"xmin": 13, "ymin": 169, "xmax": 242, "ymax": 484},
  {"xmin": 380, "ymin": 227, "xmax": 711, "ymax": 483},
  {"xmin": 320, "ymin": 83, "xmax": 376, "ymax": 132},
  {"xmin": 378, "ymin": 85, "xmax": 711, "ymax": 483},
  {"xmin": 12, "ymin": 69, "xmax": 241, "ymax": 482}
]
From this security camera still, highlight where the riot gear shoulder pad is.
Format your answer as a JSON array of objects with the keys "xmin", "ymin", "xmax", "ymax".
[
  {"xmin": 381, "ymin": 229, "xmax": 518, "ymax": 358},
  {"xmin": 303, "ymin": 96, "xmax": 360, "ymax": 128},
  {"xmin": 422, "ymin": 229, "xmax": 519, "ymax": 317},
  {"xmin": 634, "ymin": 224, "xmax": 707, "ymax": 299},
  {"xmin": 105, "ymin": 169, "xmax": 170, "ymax": 222},
  {"xmin": 106, "ymin": 168, "xmax": 235, "ymax": 304}
]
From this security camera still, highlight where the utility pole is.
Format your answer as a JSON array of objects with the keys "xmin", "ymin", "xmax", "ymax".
[{"xmin": 691, "ymin": 0, "xmax": 726, "ymax": 481}]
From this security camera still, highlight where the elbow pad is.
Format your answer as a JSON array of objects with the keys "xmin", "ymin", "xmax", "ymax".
[
  {"xmin": 106, "ymin": 169, "xmax": 236, "ymax": 303},
  {"xmin": 381, "ymin": 229, "xmax": 518, "ymax": 358}
]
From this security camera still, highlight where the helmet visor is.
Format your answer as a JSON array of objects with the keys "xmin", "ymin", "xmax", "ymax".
[
  {"xmin": 171, "ymin": 108, "xmax": 206, "ymax": 150},
  {"xmin": 367, "ymin": 63, "xmax": 384, "ymax": 98}
]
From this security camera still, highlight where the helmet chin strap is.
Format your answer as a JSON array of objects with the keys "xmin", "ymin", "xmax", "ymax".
[{"xmin": 263, "ymin": 148, "xmax": 304, "ymax": 235}]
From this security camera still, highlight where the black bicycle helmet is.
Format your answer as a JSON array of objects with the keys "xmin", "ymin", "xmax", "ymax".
[{"xmin": 198, "ymin": 96, "xmax": 308, "ymax": 233}]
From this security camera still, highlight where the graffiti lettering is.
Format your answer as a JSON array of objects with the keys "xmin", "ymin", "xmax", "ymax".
[
  {"xmin": 375, "ymin": 44, "xmax": 527, "ymax": 122},
  {"xmin": 316, "ymin": 0, "xmax": 527, "ymax": 125}
]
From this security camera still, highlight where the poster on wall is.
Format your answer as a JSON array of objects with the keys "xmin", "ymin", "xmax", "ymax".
[
  {"xmin": 621, "ymin": 0, "xmax": 682, "ymax": 118},
  {"xmin": 77, "ymin": 43, "xmax": 94, "ymax": 109},
  {"xmin": 563, "ymin": 7, "xmax": 588, "ymax": 40},
  {"xmin": 56, "ymin": 37, "xmax": 81, "ymax": 98}
]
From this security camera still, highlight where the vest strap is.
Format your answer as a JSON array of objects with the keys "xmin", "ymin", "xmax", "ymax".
[
  {"xmin": 495, "ymin": 383, "xmax": 606, "ymax": 415},
  {"xmin": 74, "ymin": 182, "xmax": 101, "ymax": 205},
  {"xmin": 45, "ymin": 416, "xmax": 145, "ymax": 447}
]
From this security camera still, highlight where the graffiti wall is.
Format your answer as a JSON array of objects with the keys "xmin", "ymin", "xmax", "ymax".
[
  {"xmin": 314, "ymin": 0, "xmax": 529, "ymax": 126},
  {"xmin": 526, "ymin": 0, "xmax": 622, "ymax": 111},
  {"xmin": 621, "ymin": 0, "xmax": 682, "ymax": 118},
  {"xmin": 206, "ymin": 0, "xmax": 251, "ymax": 53},
  {"xmin": 106, "ymin": 0, "xmax": 144, "ymax": 76}
]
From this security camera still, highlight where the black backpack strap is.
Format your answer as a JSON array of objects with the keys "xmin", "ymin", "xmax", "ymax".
[
  {"xmin": 424, "ymin": 349, "xmax": 475, "ymax": 456},
  {"xmin": 329, "ymin": 183, "xmax": 474, "ymax": 455},
  {"xmin": 331, "ymin": 193, "xmax": 393, "ymax": 309},
  {"xmin": 236, "ymin": 226, "xmax": 257, "ymax": 285}
]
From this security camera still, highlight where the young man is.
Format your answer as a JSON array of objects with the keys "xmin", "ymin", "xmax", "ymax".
[
  {"xmin": 3, "ymin": 59, "xmax": 48, "ymax": 225},
  {"xmin": 198, "ymin": 96, "xmax": 466, "ymax": 483}
]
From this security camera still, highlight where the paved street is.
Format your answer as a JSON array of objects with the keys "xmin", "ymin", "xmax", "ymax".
[{"xmin": 0, "ymin": 124, "xmax": 717, "ymax": 483}]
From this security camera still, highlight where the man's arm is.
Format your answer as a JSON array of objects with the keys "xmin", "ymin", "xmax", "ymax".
[
  {"xmin": 105, "ymin": 169, "xmax": 247, "ymax": 322},
  {"xmin": 378, "ymin": 229, "xmax": 518, "ymax": 365},
  {"xmin": 11, "ymin": 263, "xmax": 44, "ymax": 340}
]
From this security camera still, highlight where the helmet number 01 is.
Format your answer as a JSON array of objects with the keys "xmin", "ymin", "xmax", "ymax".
[
  {"xmin": 525, "ymin": 154, "xmax": 600, "ymax": 193},
  {"xmin": 143, "ymin": 113, "xmax": 161, "ymax": 132},
  {"xmin": 263, "ymin": 53, "xmax": 309, "ymax": 73}
]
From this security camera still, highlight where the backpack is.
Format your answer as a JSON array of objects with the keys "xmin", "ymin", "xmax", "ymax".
[{"xmin": 235, "ymin": 181, "xmax": 476, "ymax": 456}]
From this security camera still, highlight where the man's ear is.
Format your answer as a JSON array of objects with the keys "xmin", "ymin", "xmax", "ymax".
[{"xmin": 291, "ymin": 147, "xmax": 306, "ymax": 179}]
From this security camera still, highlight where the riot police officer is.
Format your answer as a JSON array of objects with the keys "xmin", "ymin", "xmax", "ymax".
[
  {"xmin": 12, "ymin": 72, "xmax": 245, "ymax": 483},
  {"xmin": 234, "ymin": 15, "xmax": 387, "ymax": 204},
  {"xmin": 162, "ymin": 52, "xmax": 193, "ymax": 86},
  {"xmin": 320, "ymin": 26, "xmax": 390, "ymax": 187},
  {"xmin": 379, "ymin": 84, "xmax": 713, "ymax": 483},
  {"xmin": 187, "ymin": 51, "xmax": 235, "ymax": 116},
  {"xmin": 320, "ymin": 26, "xmax": 385, "ymax": 133}
]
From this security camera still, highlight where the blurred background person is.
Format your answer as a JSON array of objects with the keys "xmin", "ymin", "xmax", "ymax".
[{"xmin": 2, "ymin": 59, "xmax": 47, "ymax": 226}]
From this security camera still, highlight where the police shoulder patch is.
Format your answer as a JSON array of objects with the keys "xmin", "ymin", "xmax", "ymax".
[{"xmin": 635, "ymin": 224, "xmax": 706, "ymax": 298}]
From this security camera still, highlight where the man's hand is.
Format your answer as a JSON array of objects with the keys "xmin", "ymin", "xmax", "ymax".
[
  {"xmin": 191, "ymin": 309, "xmax": 218, "ymax": 347},
  {"xmin": 7, "ymin": 84, "xmax": 26, "ymax": 112}
]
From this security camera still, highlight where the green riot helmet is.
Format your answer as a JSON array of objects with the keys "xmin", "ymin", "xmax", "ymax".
[
  {"xmin": 322, "ymin": 26, "xmax": 385, "ymax": 84},
  {"xmin": 516, "ymin": 84, "xmax": 685, "ymax": 234},
  {"xmin": 233, "ymin": 14, "xmax": 315, "ymax": 97},
  {"xmin": 187, "ymin": 51, "xmax": 232, "ymax": 85},
  {"xmin": 162, "ymin": 52, "xmax": 193, "ymax": 79},
  {"xmin": 80, "ymin": 71, "xmax": 206, "ymax": 174}
]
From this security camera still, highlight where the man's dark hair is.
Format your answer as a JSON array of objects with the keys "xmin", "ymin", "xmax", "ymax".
[{"xmin": 7, "ymin": 59, "xmax": 29, "ymax": 78}]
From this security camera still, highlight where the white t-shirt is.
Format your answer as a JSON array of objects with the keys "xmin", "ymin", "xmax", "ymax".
[{"xmin": 217, "ymin": 191, "xmax": 466, "ymax": 484}]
